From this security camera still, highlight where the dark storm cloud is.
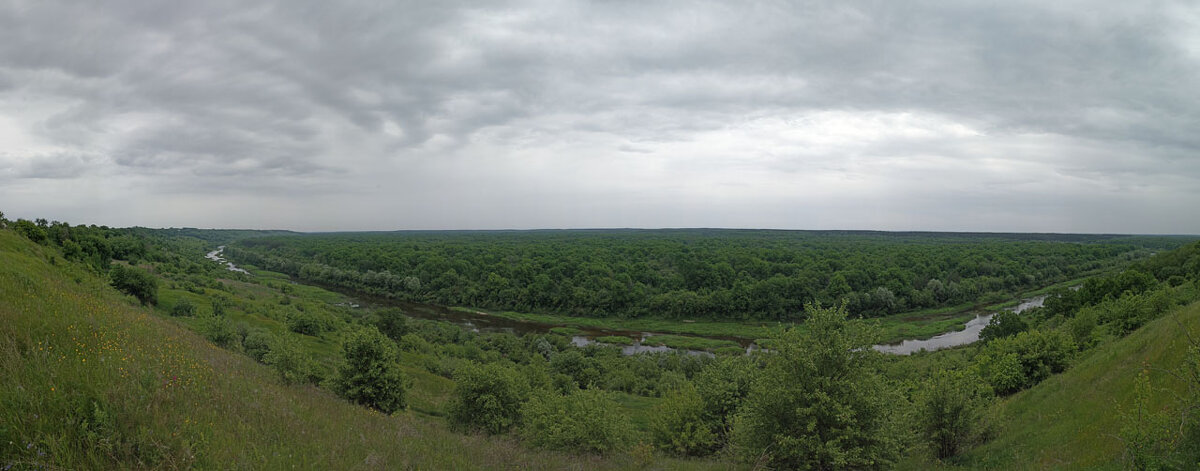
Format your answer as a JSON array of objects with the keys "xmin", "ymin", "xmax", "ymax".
[{"xmin": 0, "ymin": 0, "xmax": 1197, "ymax": 232}]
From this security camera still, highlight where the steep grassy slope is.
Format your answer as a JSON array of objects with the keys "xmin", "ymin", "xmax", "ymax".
[
  {"xmin": 0, "ymin": 231, "xmax": 725, "ymax": 469},
  {"xmin": 907, "ymin": 297, "xmax": 1200, "ymax": 470}
]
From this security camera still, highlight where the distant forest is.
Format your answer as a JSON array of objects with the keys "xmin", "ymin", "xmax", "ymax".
[{"xmin": 225, "ymin": 230, "xmax": 1188, "ymax": 320}]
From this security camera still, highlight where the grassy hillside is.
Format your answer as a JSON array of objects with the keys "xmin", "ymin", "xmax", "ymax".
[
  {"xmin": 0, "ymin": 230, "xmax": 725, "ymax": 469},
  {"xmin": 902, "ymin": 297, "xmax": 1200, "ymax": 470}
]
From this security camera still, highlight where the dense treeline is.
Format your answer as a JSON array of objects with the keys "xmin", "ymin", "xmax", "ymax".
[{"xmin": 226, "ymin": 230, "xmax": 1181, "ymax": 320}]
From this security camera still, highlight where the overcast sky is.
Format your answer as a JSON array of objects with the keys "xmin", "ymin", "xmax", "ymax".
[{"xmin": 1, "ymin": 1, "xmax": 1198, "ymax": 233}]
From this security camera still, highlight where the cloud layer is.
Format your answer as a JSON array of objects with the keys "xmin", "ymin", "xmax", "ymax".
[{"xmin": 2, "ymin": 0, "xmax": 1198, "ymax": 233}]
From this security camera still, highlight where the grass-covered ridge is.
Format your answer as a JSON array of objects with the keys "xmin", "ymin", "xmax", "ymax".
[{"xmin": 0, "ymin": 230, "xmax": 727, "ymax": 469}]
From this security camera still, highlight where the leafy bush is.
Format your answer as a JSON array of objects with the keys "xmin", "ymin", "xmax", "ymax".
[
  {"xmin": 110, "ymin": 265, "xmax": 158, "ymax": 305},
  {"xmin": 243, "ymin": 329, "xmax": 274, "ymax": 362},
  {"xmin": 170, "ymin": 298, "xmax": 196, "ymax": 317},
  {"xmin": 334, "ymin": 327, "xmax": 409, "ymax": 413},
  {"xmin": 650, "ymin": 383, "xmax": 717, "ymax": 456},
  {"xmin": 916, "ymin": 369, "xmax": 993, "ymax": 459},
  {"xmin": 976, "ymin": 329, "xmax": 1074, "ymax": 394},
  {"xmin": 979, "ymin": 310, "xmax": 1028, "ymax": 342},
  {"xmin": 732, "ymin": 304, "xmax": 905, "ymax": 469},
  {"xmin": 447, "ymin": 362, "xmax": 531, "ymax": 434},
  {"xmin": 374, "ymin": 308, "xmax": 409, "ymax": 341},
  {"xmin": 202, "ymin": 315, "xmax": 238, "ymax": 348},
  {"xmin": 287, "ymin": 309, "xmax": 333, "ymax": 336},
  {"xmin": 264, "ymin": 334, "xmax": 319, "ymax": 384},
  {"xmin": 520, "ymin": 389, "xmax": 635, "ymax": 453}
]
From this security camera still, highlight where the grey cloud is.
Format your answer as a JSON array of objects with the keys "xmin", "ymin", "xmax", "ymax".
[{"xmin": 0, "ymin": 0, "xmax": 1197, "ymax": 232}]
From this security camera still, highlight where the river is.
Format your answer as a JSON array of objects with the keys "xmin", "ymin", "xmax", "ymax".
[
  {"xmin": 205, "ymin": 246, "xmax": 250, "ymax": 274},
  {"xmin": 871, "ymin": 295, "xmax": 1047, "ymax": 355}
]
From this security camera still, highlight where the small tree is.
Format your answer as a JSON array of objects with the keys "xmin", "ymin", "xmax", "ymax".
[
  {"xmin": 265, "ymin": 334, "xmax": 318, "ymax": 384},
  {"xmin": 980, "ymin": 311, "xmax": 1028, "ymax": 342},
  {"xmin": 916, "ymin": 369, "xmax": 993, "ymax": 459},
  {"xmin": 335, "ymin": 327, "xmax": 409, "ymax": 413},
  {"xmin": 732, "ymin": 303, "xmax": 905, "ymax": 469},
  {"xmin": 650, "ymin": 383, "xmax": 718, "ymax": 456},
  {"xmin": 520, "ymin": 389, "xmax": 635, "ymax": 453},
  {"xmin": 447, "ymin": 362, "xmax": 530, "ymax": 434},
  {"xmin": 375, "ymin": 308, "xmax": 410, "ymax": 341},
  {"xmin": 170, "ymin": 298, "xmax": 196, "ymax": 317},
  {"xmin": 110, "ymin": 265, "xmax": 158, "ymax": 305}
]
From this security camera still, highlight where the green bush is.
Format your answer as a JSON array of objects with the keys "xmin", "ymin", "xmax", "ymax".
[
  {"xmin": 110, "ymin": 265, "xmax": 158, "ymax": 305},
  {"xmin": 334, "ymin": 327, "xmax": 410, "ymax": 413},
  {"xmin": 202, "ymin": 315, "xmax": 238, "ymax": 348},
  {"xmin": 732, "ymin": 304, "xmax": 905, "ymax": 470},
  {"xmin": 447, "ymin": 362, "xmax": 531, "ymax": 434},
  {"xmin": 243, "ymin": 329, "xmax": 274, "ymax": 362},
  {"xmin": 288, "ymin": 309, "xmax": 333, "ymax": 336},
  {"xmin": 264, "ymin": 334, "xmax": 318, "ymax": 384},
  {"xmin": 520, "ymin": 389, "xmax": 635, "ymax": 453},
  {"xmin": 649, "ymin": 383, "xmax": 717, "ymax": 456},
  {"xmin": 979, "ymin": 310, "xmax": 1028, "ymax": 342},
  {"xmin": 374, "ymin": 308, "xmax": 410, "ymax": 341},
  {"xmin": 916, "ymin": 369, "xmax": 993, "ymax": 459},
  {"xmin": 170, "ymin": 298, "xmax": 196, "ymax": 317}
]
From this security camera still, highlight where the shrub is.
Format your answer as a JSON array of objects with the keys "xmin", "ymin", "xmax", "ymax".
[
  {"xmin": 243, "ymin": 329, "xmax": 274, "ymax": 362},
  {"xmin": 202, "ymin": 315, "xmax": 238, "ymax": 348},
  {"xmin": 374, "ymin": 308, "xmax": 410, "ymax": 341},
  {"xmin": 649, "ymin": 383, "xmax": 717, "ymax": 456},
  {"xmin": 979, "ymin": 310, "xmax": 1028, "ymax": 342},
  {"xmin": 520, "ymin": 389, "xmax": 635, "ymax": 453},
  {"xmin": 170, "ymin": 298, "xmax": 196, "ymax": 317},
  {"xmin": 732, "ymin": 304, "xmax": 905, "ymax": 470},
  {"xmin": 334, "ymin": 327, "xmax": 409, "ymax": 413},
  {"xmin": 976, "ymin": 329, "xmax": 1074, "ymax": 394},
  {"xmin": 916, "ymin": 369, "xmax": 993, "ymax": 459},
  {"xmin": 264, "ymin": 334, "xmax": 318, "ymax": 384},
  {"xmin": 110, "ymin": 265, "xmax": 158, "ymax": 305},
  {"xmin": 448, "ymin": 362, "xmax": 530, "ymax": 434},
  {"xmin": 288, "ymin": 309, "xmax": 333, "ymax": 336}
]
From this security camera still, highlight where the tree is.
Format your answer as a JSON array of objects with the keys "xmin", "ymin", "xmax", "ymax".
[
  {"xmin": 916, "ymin": 369, "xmax": 993, "ymax": 459},
  {"xmin": 334, "ymin": 327, "xmax": 409, "ymax": 413},
  {"xmin": 520, "ymin": 389, "xmax": 635, "ymax": 453},
  {"xmin": 732, "ymin": 303, "xmax": 905, "ymax": 469},
  {"xmin": 650, "ymin": 383, "xmax": 718, "ymax": 456},
  {"xmin": 374, "ymin": 308, "xmax": 410, "ymax": 341},
  {"xmin": 110, "ymin": 265, "xmax": 158, "ymax": 305},
  {"xmin": 979, "ymin": 311, "xmax": 1028, "ymax": 342},
  {"xmin": 448, "ymin": 362, "xmax": 530, "ymax": 434}
]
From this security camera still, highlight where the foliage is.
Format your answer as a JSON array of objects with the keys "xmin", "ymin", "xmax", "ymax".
[
  {"xmin": 170, "ymin": 298, "xmax": 196, "ymax": 316},
  {"xmin": 228, "ymin": 230, "xmax": 1171, "ymax": 321},
  {"xmin": 650, "ymin": 383, "xmax": 718, "ymax": 456},
  {"xmin": 915, "ymin": 369, "xmax": 994, "ymax": 459},
  {"xmin": 732, "ymin": 304, "xmax": 906, "ymax": 469},
  {"xmin": 334, "ymin": 327, "xmax": 410, "ymax": 413},
  {"xmin": 374, "ymin": 308, "xmax": 410, "ymax": 341},
  {"xmin": 447, "ymin": 362, "xmax": 530, "ymax": 434},
  {"xmin": 202, "ymin": 314, "xmax": 238, "ymax": 348},
  {"xmin": 1118, "ymin": 369, "xmax": 1178, "ymax": 470},
  {"xmin": 519, "ymin": 389, "xmax": 635, "ymax": 453},
  {"xmin": 242, "ymin": 328, "xmax": 273, "ymax": 362},
  {"xmin": 287, "ymin": 309, "xmax": 333, "ymax": 336},
  {"xmin": 694, "ymin": 355, "xmax": 758, "ymax": 442},
  {"xmin": 975, "ymin": 329, "xmax": 1074, "ymax": 395},
  {"xmin": 979, "ymin": 310, "xmax": 1028, "ymax": 342},
  {"xmin": 264, "ymin": 333, "xmax": 319, "ymax": 384},
  {"xmin": 110, "ymin": 265, "xmax": 158, "ymax": 305}
]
